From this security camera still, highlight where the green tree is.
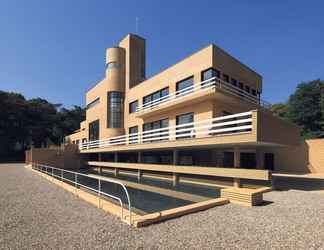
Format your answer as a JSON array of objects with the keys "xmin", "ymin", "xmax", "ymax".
[
  {"xmin": 270, "ymin": 103, "xmax": 289, "ymax": 120},
  {"xmin": 287, "ymin": 79, "xmax": 324, "ymax": 138},
  {"xmin": 0, "ymin": 90, "xmax": 85, "ymax": 161}
]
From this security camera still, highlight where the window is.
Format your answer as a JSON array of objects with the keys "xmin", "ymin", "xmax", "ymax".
[
  {"xmin": 160, "ymin": 88, "xmax": 169, "ymax": 98},
  {"xmin": 176, "ymin": 112, "xmax": 194, "ymax": 139},
  {"xmin": 210, "ymin": 111, "xmax": 234, "ymax": 136},
  {"xmin": 201, "ymin": 68, "xmax": 220, "ymax": 88},
  {"xmin": 129, "ymin": 100, "xmax": 138, "ymax": 113},
  {"xmin": 128, "ymin": 126, "xmax": 138, "ymax": 144},
  {"xmin": 231, "ymin": 78, "xmax": 237, "ymax": 87},
  {"xmin": 143, "ymin": 118, "xmax": 169, "ymax": 142},
  {"xmin": 86, "ymin": 97, "xmax": 100, "ymax": 110},
  {"xmin": 176, "ymin": 76, "xmax": 194, "ymax": 96},
  {"xmin": 245, "ymin": 85, "xmax": 250, "ymax": 93},
  {"xmin": 142, "ymin": 87, "xmax": 169, "ymax": 108},
  {"xmin": 89, "ymin": 120, "xmax": 99, "ymax": 142},
  {"xmin": 222, "ymin": 74, "xmax": 229, "ymax": 82},
  {"xmin": 238, "ymin": 82, "xmax": 244, "ymax": 96},
  {"xmin": 252, "ymin": 89, "xmax": 257, "ymax": 96},
  {"xmin": 143, "ymin": 95, "xmax": 152, "ymax": 106},
  {"xmin": 106, "ymin": 62, "xmax": 119, "ymax": 70},
  {"xmin": 108, "ymin": 92, "xmax": 124, "ymax": 128},
  {"xmin": 201, "ymin": 68, "xmax": 220, "ymax": 81}
]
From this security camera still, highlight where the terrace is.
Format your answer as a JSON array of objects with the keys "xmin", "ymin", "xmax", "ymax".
[
  {"xmin": 79, "ymin": 109, "xmax": 300, "ymax": 153},
  {"xmin": 135, "ymin": 76, "xmax": 271, "ymax": 118}
]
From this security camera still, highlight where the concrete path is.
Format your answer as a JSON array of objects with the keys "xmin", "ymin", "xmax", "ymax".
[{"xmin": 1, "ymin": 163, "xmax": 324, "ymax": 249}]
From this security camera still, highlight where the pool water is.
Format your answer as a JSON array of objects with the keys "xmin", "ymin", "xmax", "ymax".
[{"xmin": 49, "ymin": 168, "xmax": 220, "ymax": 215}]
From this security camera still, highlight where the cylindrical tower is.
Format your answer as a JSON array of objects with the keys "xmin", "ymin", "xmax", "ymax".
[
  {"xmin": 104, "ymin": 47, "xmax": 126, "ymax": 137},
  {"xmin": 105, "ymin": 47, "xmax": 125, "ymax": 92}
]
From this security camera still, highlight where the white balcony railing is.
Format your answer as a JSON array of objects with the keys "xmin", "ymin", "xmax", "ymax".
[
  {"xmin": 136, "ymin": 77, "xmax": 271, "ymax": 113},
  {"xmin": 80, "ymin": 111, "xmax": 253, "ymax": 150}
]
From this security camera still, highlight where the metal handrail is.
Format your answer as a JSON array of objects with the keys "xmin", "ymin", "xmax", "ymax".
[
  {"xmin": 136, "ymin": 76, "xmax": 271, "ymax": 113},
  {"xmin": 80, "ymin": 111, "xmax": 253, "ymax": 149},
  {"xmin": 32, "ymin": 163, "xmax": 132, "ymax": 225}
]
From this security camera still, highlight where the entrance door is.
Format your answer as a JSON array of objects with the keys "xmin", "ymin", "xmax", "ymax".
[{"xmin": 264, "ymin": 153, "xmax": 274, "ymax": 170}]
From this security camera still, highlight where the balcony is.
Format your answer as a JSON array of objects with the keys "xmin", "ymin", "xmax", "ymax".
[
  {"xmin": 79, "ymin": 110, "xmax": 300, "ymax": 153},
  {"xmin": 80, "ymin": 111, "xmax": 254, "ymax": 151},
  {"xmin": 135, "ymin": 77, "xmax": 271, "ymax": 118}
]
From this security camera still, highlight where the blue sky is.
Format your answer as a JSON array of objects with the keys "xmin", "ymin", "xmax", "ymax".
[{"xmin": 0, "ymin": 0, "xmax": 323, "ymax": 108}]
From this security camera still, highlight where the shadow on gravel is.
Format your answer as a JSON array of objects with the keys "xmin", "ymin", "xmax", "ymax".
[{"xmin": 274, "ymin": 176, "xmax": 324, "ymax": 192}]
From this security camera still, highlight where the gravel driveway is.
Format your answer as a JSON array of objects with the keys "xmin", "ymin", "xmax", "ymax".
[{"xmin": 1, "ymin": 163, "xmax": 324, "ymax": 250}]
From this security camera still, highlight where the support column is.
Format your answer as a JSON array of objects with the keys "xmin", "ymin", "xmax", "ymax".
[
  {"xmin": 114, "ymin": 152, "xmax": 119, "ymax": 177},
  {"xmin": 173, "ymin": 149, "xmax": 178, "ymax": 165},
  {"xmin": 173, "ymin": 149, "xmax": 179, "ymax": 186},
  {"xmin": 137, "ymin": 170, "xmax": 142, "ymax": 181},
  {"xmin": 98, "ymin": 153, "xmax": 102, "ymax": 175},
  {"xmin": 173, "ymin": 173, "xmax": 179, "ymax": 186},
  {"xmin": 115, "ymin": 168, "xmax": 119, "ymax": 177},
  {"xmin": 233, "ymin": 146, "xmax": 241, "ymax": 188},
  {"xmin": 137, "ymin": 151, "xmax": 142, "ymax": 163}
]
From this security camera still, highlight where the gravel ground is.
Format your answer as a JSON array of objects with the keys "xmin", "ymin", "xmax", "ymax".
[{"xmin": 1, "ymin": 164, "xmax": 324, "ymax": 250}]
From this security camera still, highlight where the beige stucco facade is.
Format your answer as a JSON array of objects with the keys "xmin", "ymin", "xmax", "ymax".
[{"xmin": 65, "ymin": 33, "xmax": 318, "ymax": 173}]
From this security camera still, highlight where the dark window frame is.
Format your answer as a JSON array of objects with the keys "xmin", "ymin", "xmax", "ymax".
[
  {"xmin": 142, "ymin": 118, "xmax": 169, "ymax": 142},
  {"xmin": 222, "ymin": 74, "xmax": 229, "ymax": 83},
  {"xmin": 176, "ymin": 76, "xmax": 194, "ymax": 96},
  {"xmin": 89, "ymin": 119, "xmax": 99, "ymax": 142},
  {"xmin": 176, "ymin": 112, "xmax": 194, "ymax": 139},
  {"xmin": 128, "ymin": 126, "xmax": 139, "ymax": 144},
  {"xmin": 230, "ymin": 78, "xmax": 237, "ymax": 87},
  {"xmin": 107, "ymin": 92, "xmax": 124, "ymax": 128},
  {"xmin": 143, "ymin": 87, "xmax": 169, "ymax": 107},
  {"xmin": 129, "ymin": 100, "xmax": 138, "ymax": 114}
]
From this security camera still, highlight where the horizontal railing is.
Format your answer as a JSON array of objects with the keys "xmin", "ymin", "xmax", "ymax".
[
  {"xmin": 80, "ymin": 111, "xmax": 253, "ymax": 150},
  {"xmin": 136, "ymin": 76, "xmax": 271, "ymax": 113},
  {"xmin": 32, "ymin": 163, "xmax": 133, "ymax": 225}
]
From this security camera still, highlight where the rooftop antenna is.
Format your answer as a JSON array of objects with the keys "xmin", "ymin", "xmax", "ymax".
[{"xmin": 135, "ymin": 17, "xmax": 139, "ymax": 34}]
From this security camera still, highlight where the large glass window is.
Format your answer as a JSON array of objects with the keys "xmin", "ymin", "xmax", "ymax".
[
  {"xmin": 89, "ymin": 120, "xmax": 99, "ymax": 142},
  {"xmin": 108, "ymin": 92, "xmax": 124, "ymax": 128},
  {"xmin": 128, "ymin": 126, "xmax": 138, "ymax": 144},
  {"xmin": 142, "ymin": 87, "xmax": 169, "ymax": 108},
  {"xmin": 201, "ymin": 68, "xmax": 220, "ymax": 88},
  {"xmin": 129, "ymin": 100, "xmax": 138, "ymax": 113},
  {"xmin": 143, "ymin": 118, "xmax": 169, "ymax": 142},
  {"xmin": 222, "ymin": 74, "xmax": 229, "ymax": 82},
  {"xmin": 238, "ymin": 82, "xmax": 244, "ymax": 96},
  {"xmin": 176, "ymin": 112, "xmax": 194, "ymax": 139},
  {"xmin": 231, "ymin": 78, "xmax": 237, "ymax": 87},
  {"xmin": 176, "ymin": 76, "xmax": 194, "ymax": 96}
]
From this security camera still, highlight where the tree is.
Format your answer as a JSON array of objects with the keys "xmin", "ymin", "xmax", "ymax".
[
  {"xmin": 287, "ymin": 79, "xmax": 324, "ymax": 138},
  {"xmin": 271, "ymin": 79, "xmax": 324, "ymax": 139},
  {"xmin": 270, "ymin": 103, "xmax": 289, "ymax": 121},
  {"xmin": 0, "ymin": 90, "xmax": 85, "ymax": 161}
]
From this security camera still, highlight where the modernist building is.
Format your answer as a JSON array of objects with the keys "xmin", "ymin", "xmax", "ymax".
[{"xmin": 67, "ymin": 33, "xmax": 300, "ymax": 176}]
